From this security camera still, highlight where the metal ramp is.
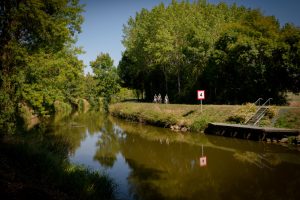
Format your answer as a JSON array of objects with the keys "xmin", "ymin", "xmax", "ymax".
[{"xmin": 245, "ymin": 98, "xmax": 272, "ymax": 126}]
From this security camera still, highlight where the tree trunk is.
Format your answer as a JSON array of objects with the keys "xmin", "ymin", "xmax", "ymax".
[
  {"xmin": 163, "ymin": 65, "xmax": 168, "ymax": 94},
  {"xmin": 177, "ymin": 69, "xmax": 181, "ymax": 95}
]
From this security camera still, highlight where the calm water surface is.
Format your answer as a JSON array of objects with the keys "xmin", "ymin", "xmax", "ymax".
[{"xmin": 51, "ymin": 113, "xmax": 300, "ymax": 200}]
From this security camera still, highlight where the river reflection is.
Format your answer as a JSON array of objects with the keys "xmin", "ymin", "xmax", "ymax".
[{"xmin": 50, "ymin": 112, "xmax": 300, "ymax": 200}]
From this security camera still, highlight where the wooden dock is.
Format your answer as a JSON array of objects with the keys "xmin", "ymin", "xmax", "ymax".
[{"xmin": 204, "ymin": 123, "xmax": 300, "ymax": 141}]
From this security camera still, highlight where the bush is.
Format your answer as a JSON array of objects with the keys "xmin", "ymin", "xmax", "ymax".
[
  {"xmin": 265, "ymin": 106, "xmax": 276, "ymax": 119},
  {"xmin": 191, "ymin": 118, "xmax": 209, "ymax": 132},
  {"xmin": 226, "ymin": 115, "xmax": 245, "ymax": 124},
  {"xmin": 18, "ymin": 103, "xmax": 33, "ymax": 125},
  {"xmin": 54, "ymin": 101, "xmax": 72, "ymax": 114},
  {"xmin": 77, "ymin": 99, "xmax": 90, "ymax": 113}
]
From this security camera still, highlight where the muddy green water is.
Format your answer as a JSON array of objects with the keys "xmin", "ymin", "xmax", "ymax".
[{"xmin": 51, "ymin": 113, "xmax": 300, "ymax": 200}]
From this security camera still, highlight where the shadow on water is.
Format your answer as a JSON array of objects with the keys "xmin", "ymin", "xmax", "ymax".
[
  {"xmin": 125, "ymin": 158, "xmax": 165, "ymax": 200},
  {"xmin": 49, "ymin": 112, "xmax": 300, "ymax": 200},
  {"xmin": 0, "ymin": 116, "xmax": 116, "ymax": 200}
]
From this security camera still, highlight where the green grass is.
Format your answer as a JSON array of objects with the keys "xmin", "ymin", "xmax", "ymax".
[
  {"xmin": 275, "ymin": 108, "xmax": 300, "ymax": 129},
  {"xmin": 109, "ymin": 102, "xmax": 271, "ymax": 132},
  {"xmin": 0, "ymin": 130, "xmax": 117, "ymax": 200},
  {"xmin": 110, "ymin": 102, "xmax": 300, "ymax": 132}
]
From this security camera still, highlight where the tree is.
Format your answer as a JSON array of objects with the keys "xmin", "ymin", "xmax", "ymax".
[
  {"xmin": 0, "ymin": 0, "xmax": 84, "ymax": 133},
  {"xmin": 279, "ymin": 23, "xmax": 300, "ymax": 94},
  {"xmin": 19, "ymin": 47, "xmax": 85, "ymax": 115},
  {"xmin": 90, "ymin": 53, "xmax": 120, "ymax": 112},
  {"xmin": 120, "ymin": 1, "xmax": 299, "ymax": 105}
]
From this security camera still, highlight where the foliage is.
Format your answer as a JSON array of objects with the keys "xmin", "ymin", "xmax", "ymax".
[
  {"xmin": 190, "ymin": 118, "xmax": 209, "ymax": 132},
  {"xmin": 82, "ymin": 73, "xmax": 99, "ymax": 109},
  {"xmin": 0, "ymin": 0, "xmax": 84, "ymax": 133},
  {"xmin": 19, "ymin": 48, "xmax": 85, "ymax": 116},
  {"xmin": 226, "ymin": 103, "xmax": 256, "ymax": 123},
  {"xmin": 226, "ymin": 115, "xmax": 245, "ymax": 124},
  {"xmin": 120, "ymin": 1, "xmax": 300, "ymax": 104},
  {"xmin": 54, "ymin": 100, "xmax": 72, "ymax": 115},
  {"xmin": 265, "ymin": 106, "xmax": 277, "ymax": 119},
  {"xmin": 77, "ymin": 98, "xmax": 90, "ymax": 113},
  {"xmin": 90, "ymin": 53, "xmax": 120, "ymax": 112}
]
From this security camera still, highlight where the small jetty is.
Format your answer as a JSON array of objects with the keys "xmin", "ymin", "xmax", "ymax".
[
  {"xmin": 205, "ymin": 122, "xmax": 299, "ymax": 141},
  {"xmin": 205, "ymin": 98, "xmax": 299, "ymax": 141}
]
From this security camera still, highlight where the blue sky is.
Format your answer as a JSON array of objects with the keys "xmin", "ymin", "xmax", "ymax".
[{"xmin": 76, "ymin": 0, "xmax": 300, "ymax": 74}]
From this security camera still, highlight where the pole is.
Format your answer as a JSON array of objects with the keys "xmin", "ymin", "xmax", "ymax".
[
  {"xmin": 201, "ymin": 100, "xmax": 202, "ymax": 112},
  {"xmin": 202, "ymin": 144, "xmax": 204, "ymax": 157}
]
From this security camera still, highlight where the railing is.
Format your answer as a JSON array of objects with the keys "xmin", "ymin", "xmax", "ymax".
[
  {"xmin": 244, "ymin": 98, "xmax": 263, "ymax": 114},
  {"xmin": 254, "ymin": 98, "xmax": 263, "ymax": 106},
  {"xmin": 252, "ymin": 107, "xmax": 268, "ymax": 125},
  {"xmin": 245, "ymin": 98, "xmax": 273, "ymax": 125},
  {"xmin": 262, "ymin": 98, "xmax": 273, "ymax": 106},
  {"xmin": 244, "ymin": 98, "xmax": 263, "ymax": 124}
]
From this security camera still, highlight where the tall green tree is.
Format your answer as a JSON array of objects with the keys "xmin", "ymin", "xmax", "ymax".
[
  {"xmin": 90, "ymin": 53, "xmax": 120, "ymax": 112},
  {"xmin": 120, "ymin": 0, "xmax": 299, "ymax": 104},
  {"xmin": 19, "ymin": 47, "xmax": 85, "ymax": 115},
  {"xmin": 0, "ymin": 0, "xmax": 84, "ymax": 133},
  {"xmin": 203, "ymin": 10, "xmax": 299, "ymax": 104},
  {"xmin": 279, "ymin": 23, "xmax": 300, "ymax": 93}
]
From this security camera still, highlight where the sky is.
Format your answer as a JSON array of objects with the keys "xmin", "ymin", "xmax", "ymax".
[{"xmin": 76, "ymin": 0, "xmax": 300, "ymax": 74}]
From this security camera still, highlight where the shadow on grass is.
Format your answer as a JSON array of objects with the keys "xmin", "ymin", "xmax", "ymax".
[{"xmin": 0, "ymin": 125, "xmax": 117, "ymax": 200}]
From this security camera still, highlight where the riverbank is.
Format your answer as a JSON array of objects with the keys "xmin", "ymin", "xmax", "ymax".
[
  {"xmin": 0, "ymin": 128, "xmax": 116, "ymax": 200},
  {"xmin": 109, "ymin": 102, "xmax": 300, "ymax": 132}
]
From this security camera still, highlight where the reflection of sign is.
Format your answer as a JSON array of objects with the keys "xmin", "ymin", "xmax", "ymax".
[
  {"xmin": 200, "ymin": 156, "xmax": 207, "ymax": 167},
  {"xmin": 197, "ymin": 90, "xmax": 205, "ymax": 100}
]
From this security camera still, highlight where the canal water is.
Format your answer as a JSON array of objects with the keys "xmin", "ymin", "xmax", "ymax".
[{"xmin": 51, "ymin": 113, "xmax": 300, "ymax": 200}]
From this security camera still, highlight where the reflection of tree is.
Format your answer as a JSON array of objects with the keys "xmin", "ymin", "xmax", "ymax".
[
  {"xmin": 52, "ymin": 113, "xmax": 300, "ymax": 199},
  {"xmin": 51, "ymin": 112, "xmax": 126, "ymax": 168},
  {"xmin": 93, "ymin": 132, "xmax": 119, "ymax": 168},
  {"xmin": 111, "ymin": 116, "xmax": 300, "ymax": 200},
  {"xmin": 50, "ymin": 112, "xmax": 106, "ymax": 155},
  {"xmin": 120, "ymin": 134, "xmax": 220, "ymax": 199},
  {"xmin": 125, "ymin": 159, "xmax": 165, "ymax": 200},
  {"xmin": 93, "ymin": 118, "xmax": 125, "ymax": 168}
]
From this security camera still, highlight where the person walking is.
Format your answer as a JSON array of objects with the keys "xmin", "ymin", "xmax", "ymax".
[{"xmin": 164, "ymin": 94, "xmax": 169, "ymax": 104}]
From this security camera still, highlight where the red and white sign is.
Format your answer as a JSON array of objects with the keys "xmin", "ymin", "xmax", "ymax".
[
  {"xmin": 197, "ymin": 90, "xmax": 205, "ymax": 100},
  {"xmin": 200, "ymin": 156, "xmax": 207, "ymax": 167}
]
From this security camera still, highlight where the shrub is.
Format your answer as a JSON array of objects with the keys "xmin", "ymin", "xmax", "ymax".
[
  {"xmin": 265, "ymin": 106, "xmax": 276, "ymax": 119},
  {"xmin": 77, "ymin": 99, "xmax": 90, "ymax": 113},
  {"xmin": 226, "ymin": 115, "xmax": 245, "ymax": 124},
  {"xmin": 54, "ymin": 101, "xmax": 72, "ymax": 114},
  {"xmin": 191, "ymin": 118, "xmax": 209, "ymax": 132},
  {"xmin": 18, "ymin": 103, "xmax": 33, "ymax": 125}
]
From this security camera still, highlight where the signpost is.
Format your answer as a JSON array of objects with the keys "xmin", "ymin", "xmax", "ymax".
[{"xmin": 197, "ymin": 90, "xmax": 205, "ymax": 112}]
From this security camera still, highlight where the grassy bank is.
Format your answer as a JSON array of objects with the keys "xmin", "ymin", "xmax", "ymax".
[
  {"xmin": 275, "ymin": 108, "xmax": 300, "ymax": 129},
  {"xmin": 110, "ymin": 102, "xmax": 300, "ymax": 132},
  {"xmin": 0, "ymin": 129, "xmax": 116, "ymax": 200}
]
